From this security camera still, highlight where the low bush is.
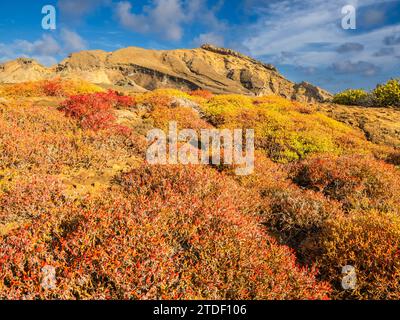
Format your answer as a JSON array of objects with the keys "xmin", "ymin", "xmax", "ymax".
[
  {"xmin": 0, "ymin": 101, "xmax": 145, "ymax": 174},
  {"xmin": 4, "ymin": 85, "xmax": 400, "ymax": 301},
  {"xmin": 136, "ymin": 92, "xmax": 173, "ymax": 110},
  {"xmin": 235, "ymin": 152, "xmax": 342, "ymax": 264},
  {"xmin": 0, "ymin": 79, "xmax": 103, "ymax": 98},
  {"xmin": 59, "ymin": 90, "xmax": 135, "ymax": 131},
  {"xmin": 150, "ymin": 103, "xmax": 211, "ymax": 132},
  {"xmin": 238, "ymin": 152, "xmax": 400, "ymax": 298},
  {"xmin": 202, "ymin": 94, "xmax": 254, "ymax": 126},
  {"xmin": 373, "ymin": 79, "xmax": 400, "ymax": 108},
  {"xmin": 42, "ymin": 79, "xmax": 64, "ymax": 96},
  {"xmin": 317, "ymin": 210, "xmax": 400, "ymax": 299},
  {"xmin": 290, "ymin": 155, "xmax": 400, "ymax": 212},
  {"xmin": 333, "ymin": 79, "xmax": 400, "ymax": 108},
  {"xmin": 263, "ymin": 186, "xmax": 341, "ymax": 259},
  {"xmin": 201, "ymin": 95, "xmax": 368, "ymax": 163},
  {"xmin": 0, "ymin": 167, "xmax": 331, "ymax": 299},
  {"xmin": 0, "ymin": 175, "xmax": 67, "ymax": 226},
  {"xmin": 189, "ymin": 89, "xmax": 214, "ymax": 100},
  {"xmin": 332, "ymin": 89, "xmax": 369, "ymax": 106}
]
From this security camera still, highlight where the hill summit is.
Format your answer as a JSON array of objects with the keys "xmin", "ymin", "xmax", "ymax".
[{"xmin": 0, "ymin": 44, "xmax": 332, "ymax": 102}]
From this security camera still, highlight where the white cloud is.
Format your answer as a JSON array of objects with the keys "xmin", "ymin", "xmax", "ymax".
[
  {"xmin": 332, "ymin": 60, "xmax": 380, "ymax": 76},
  {"xmin": 0, "ymin": 34, "xmax": 61, "ymax": 66},
  {"xmin": 58, "ymin": 0, "xmax": 111, "ymax": 23},
  {"xmin": 61, "ymin": 29, "xmax": 87, "ymax": 52},
  {"xmin": 0, "ymin": 29, "xmax": 87, "ymax": 66},
  {"xmin": 115, "ymin": 0, "xmax": 185, "ymax": 41},
  {"xmin": 193, "ymin": 32, "xmax": 225, "ymax": 46},
  {"xmin": 242, "ymin": 0, "xmax": 400, "ymax": 74},
  {"xmin": 14, "ymin": 34, "xmax": 61, "ymax": 56},
  {"xmin": 115, "ymin": 0, "xmax": 226, "ymax": 42}
]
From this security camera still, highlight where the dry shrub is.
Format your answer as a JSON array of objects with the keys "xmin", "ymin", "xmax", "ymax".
[
  {"xmin": 135, "ymin": 89, "xmax": 199, "ymax": 110},
  {"xmin": 0, "ymin": 101, "xmax": 145, "ymax": 174},
  {"xmin": 140, "ymin": 93, "xmax": 172, "ymax": 110},
  {"xmin": 290, "ymin": 155, "xmax": 400, "ymax": 212},
  {"xmin": 264, "ymin": 186, "xmax": 342, "ymax": 260},
  {"xmin": 317, "ymin": 210, "xmax": 400, "ymax": 299},
  {"xmin": 0, "ymin": 78, "xmax": 103, "ymax": 98},
  {"xmin": 236, "ymin": 152, "xmax": 342, "ymax": 263},
  {"xmin": 0, "ymin": 175, "xmax": 67, "ymax": 225},
  {"xmin": 150, "ymin": 104, "xmax": 212, "ymax": 134},
  {"xmin": 189, "ymin": 89, "xmax": 214, "ymax": 100},
  {"xmin": 42, "ymin": 79, "xmax": 64, "ymax": 96},
  {"xmin": 236, "ymin": 152, "xmax": 400, "ymax": 298},
  {"xmin": 385, "ymin": 150, "xmax": 400, "ymax": 166},
  {"xmin": 5, "ymin": 85, "xmax": 400, "ymax": 301},
  {"xmin": 0, "ymin": 167, "xmax": 331, "ymax": 299}
]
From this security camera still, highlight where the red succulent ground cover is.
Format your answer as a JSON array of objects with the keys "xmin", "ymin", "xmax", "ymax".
[
  {"xmin": 0, "ymin": 166, "xmax": 331, "ymax": 299},
  {"xmin": 2, "ymin": 82, "xmax": 400, "ymax": 300},
  {"xmin": 59, "ymin": 90, "xmax": 135, "ymax": 131}
]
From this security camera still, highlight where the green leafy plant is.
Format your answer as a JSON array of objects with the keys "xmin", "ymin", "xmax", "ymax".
[
  {"xmin": 332, "ymin": 89, "xmax": 369, "ymax": 106},
  {"xmin": 373, "ymin": 79, "xmax": 400, "ymax": 108}
]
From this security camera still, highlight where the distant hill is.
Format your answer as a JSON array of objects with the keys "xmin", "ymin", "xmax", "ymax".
[{"xmin": 0, "ymin": 44, "xmax": 332, "ymax": 103}]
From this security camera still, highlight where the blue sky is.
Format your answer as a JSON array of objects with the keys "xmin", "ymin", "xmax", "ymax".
[{"xmin": 0, "ymin": 0, "xmax": 399, "ymax": 93}]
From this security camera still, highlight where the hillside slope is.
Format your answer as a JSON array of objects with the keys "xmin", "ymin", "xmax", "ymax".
[
  {"xmin": 2, "ymin": 80, "xmax": 400, "ymax": 299},
  {"xmin": 0, "ymin": 44, "xmax": 332, "ymax": 102},
  {"xmin": 318, "ymin": 103, "xmax": 400, "ymax": 148}
]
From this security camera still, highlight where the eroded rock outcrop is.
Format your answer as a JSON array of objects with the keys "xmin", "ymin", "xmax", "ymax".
[
  {"xmin": 0, "ymin": 45, "xmax": 332, "ymax": 102},
  {"xmin": 0, "ymin": 58, "xmax": 52, "ymax": 83}
]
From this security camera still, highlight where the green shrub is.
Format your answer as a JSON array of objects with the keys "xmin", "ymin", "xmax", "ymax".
[
  {"xmin": 332, "ymin": 89, "xmax": 369, "ymax": 106},
  {"xmin": 201, "ymin": 95, "xmax": 369, "ymax": 163},
  {"xmin": 373, "ymin": 79, "xmax": 400, "ymax": 108},
  {"xmin": 334, "ymin": 80, "xmax": 400, "ymax": 108}
]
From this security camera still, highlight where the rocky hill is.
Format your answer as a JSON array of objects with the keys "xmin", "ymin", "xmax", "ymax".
[
  {"xmin": 0, "ymin": 44, "xmax": 332, "ymax": 102},
  {"xmin": 0, "ymin": 58, "xmax": 52, "ymax": 83}
]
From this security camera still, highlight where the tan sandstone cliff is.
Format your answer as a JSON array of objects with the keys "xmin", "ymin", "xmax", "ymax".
[{"xmin": 0, "ymin": 44, "xmax": 332, "ymax": 102}]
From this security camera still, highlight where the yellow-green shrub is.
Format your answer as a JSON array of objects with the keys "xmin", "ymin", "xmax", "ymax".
[
  {"xmin": 201, "ymin": 95, "xmax": 368, "ymax": 162},
  {"xmin": 373, "ymin": 79, "xmax": 400, "ymax": 108},
  {"xmin": 332, "ymin": 89, "xmax": 369, "ymax": 106}
]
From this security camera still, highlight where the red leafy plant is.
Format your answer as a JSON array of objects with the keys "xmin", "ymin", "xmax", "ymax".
[
  {"xmin": 42, "ymin": 78, "xmax": 64, "ymax": 97},
  {"xmin": 289, "ymin": 155, "xmax": 400, "ymax": 212},
  {"xmin": 189, "ymin": 89, "xmax": 214, "ymax": 100},
  {"xmin": 59, "ymin": 90, "xmax": 135, "ymax": 131},
  {"xmin": 0, "ymin": 166, "xmax": 331, "ymax": 300}
]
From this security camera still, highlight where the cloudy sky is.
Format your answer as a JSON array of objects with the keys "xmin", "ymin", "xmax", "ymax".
[{"xmin": 0, "ymin": 0, "xmax": 399, "ymax": 92}]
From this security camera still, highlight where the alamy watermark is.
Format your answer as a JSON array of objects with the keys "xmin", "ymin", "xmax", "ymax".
[
  {"xmin": 41, "ymin": 265, "xmax": 56, "ymax": 290},
  {"xmin": 341, "ymin": 265, "xmax": 357, "ymax": 290},
  {"xmin": 146, "ymin": 122, "xmax": 255, "ymax": 176},
  {"xmin": 41, "ymin": 5, "xmax": 56, "ymax": 30},
  {"xmin": 342, "ymin": 5, "xmax": 356, "ymax": 30}
]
